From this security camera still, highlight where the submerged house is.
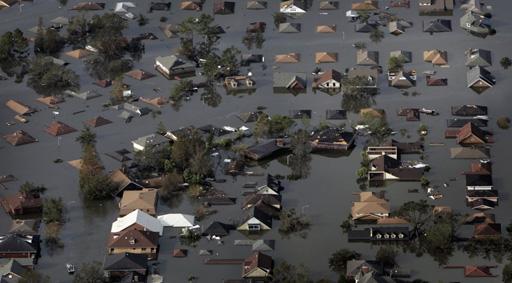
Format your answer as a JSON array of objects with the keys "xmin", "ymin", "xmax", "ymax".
[
  {"xmin": 107, "ymin": 228, "xmax": 159, "ymax": 260},
  {"xmin": 347, "ymin": 67, "xmax": 379, "ymax": 88},
  {"xmin": 0, "ymin": 234, "xmax": 39, "ymax": 266},
  {"xmin": 423, "ymin": 49, "xmax": 448, "ymax": 65},
  {"xmin": 154, "ymin": 55, "xmax": 195, "ymax": 79},
  {"xmin": 313, "ymin": 69, "xmax": 342, "ymax": 89},
  {"xmin": 460, "ymin": 11, "xmax": 492, "ymax": 37},
  {"xmin": 242, "ymin": 252, "xmax": 273, "ymax": 279},
  {"xmin": 356, "ymin": 49, "xmax": 379, "ymax": 66},
  {"xmin": 213, "ymin": 0, "xmax": 235, "ymax": 15},
  {"xmin": 388, "ymin": 70, "xmax": 416, "ymax": 88},
  {"xmin": 1, "ymin": 192, "xmax": 42, "ymax": 216},
  {"xmin": 224, "ymin": 76, "xmax": 255, "ymax": 90},
  {"xmin": 309, "ymin": 128, "xmax": 355, "ymax": 151},
  {"xmin": 451, "ymin": 105, "xmax": 488, "ymax": 116},
  {"xmin": 450, "ymin": 147, "xmax": 490, "ymax": 159},
  {"xmin": 237, "ymin": 205, "xmax": 273, "ymax": 232},
  {"xmin": 419, "ymin": 0, "xmax": 454, "ymax": 16},
  {"xmin": 243, "ymin": 140, "xmax": 289, "ymax": 161},
  {"xmin": 279, "ymin": 0, "xmax": 306, "ymax": 16},
  {"xmin": 351, "ymin": 192, "xmax": 390, "ymax": 223},
  {"xmin": 465, "ymin": 49, "xmax": 492, "ymax": 67},
  {"xmin": 423, "ymin": 19, "xmax": 452, "ymax": 33},
  {"xmin": 3, "ymin": 131, "xmax": 37, "ymax": 146},
  {"xmin": 368, "ymin": 155, "xmax": 424, "ymax": 183},
  {"xmin": 456, "ymin": 122, "xmax": 491, "ymax": 145},
  {"xmin": 119, "ymin": 189, "xmax": 158, "ymax": 217},
  {"xmin": 467, "ymin": 66, "xmax": 495, "ymax": 93},
  {"xmin": 273, "ymin": 72, "xmax": 307, "ymax": 94},
  {"xmin": 103, "ymin": 253, "xmax": 148, "ymax": 283},
  {"xmin": 180, "ymin": 0, "xmax": 202, "ymax": 11},
  {"xmin": 247, "ymin": 0, "xmax": 267, "ymax": 10}
]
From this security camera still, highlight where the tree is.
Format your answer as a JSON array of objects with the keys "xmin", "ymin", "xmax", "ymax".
[
  {"xmin": 28, "ymin": 56, "xmax": 79, "ymax": 96},
  {"xmin": 34, "ymin": 27, "xmax": 65, "ymax": 55},
  {"xmin": 66, "ymin": 15, "xmax": 88, "ymax": 49},
  {"xmin": 133, "ymin": 143, "xmax": 172, "ymax": 178},
  {"xmin": 503, "ymin": 262, "xmax": 512, "ymax": 283},
  {"xmin": 369, "ymin": 28, "xmax": 384, "ymax": 43},
  {"xmin": 329, "ymin": 249, "xmax": 361, "ymax": 273},
  {"xmin": 273, "ymin": 12, "xmax": 287, "ymax": 28},
  {"xmin": 272, "ymin": 261, "xmax": 312, "ymax": 283},
  {"xmin": 422, "ymin": 217, "xmax": 454, "ymax": 265},
  {"xmin": 19, "ymin": 182, "xmax": 47, "ymax": 195},
  {"xmin": 388, "ymin": 55, "xmax": 405, "ymax": 71},
  {"xmin": 254, "ymin": 31, "xmax": 265, "ymax": 49},
  {"xmin": 501, "ymin": 57, "xmax": 512, "ymax": 69},
  {"xmin": 43, "ymin": 197, "xmax": 64, "ymax": 224},
  {"xmin": 218, "ymin": 46, "xmax": 241, "ymax": 77},
  {"xmin": 110, "ymin": 77, "xmax": 125, "ymax": 104},
  {"xmin": 171, "ymin": 130, "xmax": 212, "ymax": 183},
  {"xmin": 0, "ymin": 29, "xmax": 29, "ymax": 75},
  {"xmin": 76, "ymin": 127, "xmax": 97, "ymax": 147},
  {"xmin": 353, "ymin": 41, "xmax": 366, "ymax": 50},
  {"xmin": 57, "ymin": 0, "xmax": 68, "ymax": 7},
  {"xmin": 254, "ymin": 114, "xmax": 294, "ymax": 138},
  {"xmin": 170, "ymin": 79, "xmax": 194, "ymax": 103},
  {"xmin": 279, "ymin": 208, "xmax": 310, "ymax": 235},
  {"xmin": 160, "ymin": 172, "xmax": 184, "ymax": 200},
  {"xmin": 19, "ymin": 269, "xmax": 51, "ymax": 283},
  {"xmin": 376, "ymin": 246, "xmax": 398, "ymax": 268},
  {"xmin": 287, "ymin": 130, "xmax": 312, "ymax": 179},
  {"xmin": 397, "ymin": 200, "xmax": 433, "ymax": 237},
  {"xmin": 73, "ymin": 262, "xmax": 106, "ymax": 283}
]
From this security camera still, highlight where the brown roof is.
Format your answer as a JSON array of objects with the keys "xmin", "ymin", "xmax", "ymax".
[
  {"xmin": 464, "ymin": 265, "xmax": 495, "ymax": 277},
  {"xmin": 474, "ymin": 223, "xmax": 501, "ymax": 238},
  {"xmin": 65, "ymin": 49, "xmax": 92, "ymax": 59},
  {"xmin": 45, "ymin": 121, "xmax": 77, "ymax": 136},
  {"xmin": 423, "ymin": 50, "xmax": 448, "ymax": 65},
  {"xmin": 274, "ymin": 53, "xmax": 300, "ymax": 63},
  {"xmin": 172, "ymin": 248, "xmax": 187, "ymax": 257},
  {"xmin": 126, "ymin": 69, "xmax": 155, "ymax": 81},
  {"xmin": 316, "ymin": 25, "xmax": 336, "ymax": 33},
  {"xmin": 6, "ymin": 99, "xmax": 35, "ymax": 115},
  {"xmin": 94, "ymin": 79, "xmax": 112, "ymax": 88},
  {"xmin": 3, "ymin": 130, "xmax": 38, "ymax": 146},
  {"xmin": 351, "ymin": 192, "xmax": 389, "ymax": 219},
  {"xmin": 85, "ymin": 116, "xmax": 112, "ymax": 128},
  {"xmin": 119, "ymin": 189, "xmax": 158, "ymax": 216},
  {"xmin": 180, "ymin": 0, "xmax": 202, "ymax": 10},
  {"xmin": 360, "ymin": 108, "xmax": 385, "ymax": 118},
  {"xmin": 314, "ymin": 69, "xmax": 342, "ymax": 85},
  {"xmin": 315, "ymin": 52, "xmax": 337, "ymax": 63},
  {"xmin": 433, "ymin": 206, "xmax": 452, "ymax": 215},
  {"xmin": 352, "ymin": 0, "xmax": 378, "ymax": 10},
  {"xmin": 457, "ymin": 122, "xmax": 487, "ymax": 145},
  {"xmin": 242, "ymin": 252, "xmax": 273, "ymax": 277},
  {"xmin": 376, "ymin": 217, "xmax": 409, "ymax": 225},
  {"xmin": 469, "ymin": 162, "xmax": 492, "ymax": 175},
  {"xmin": 140, "ymin": 97, "xmax": 168, "ymax": 107},
  {"xmin": 1, "ymin": 192, "xmax": 43, "ymax": 215},
  {"xmin": 36, "ymin": 96, "xmax": 64, "ymax": 107},
  {"xmin": 111, "ymin": 169, "xmax": 143, "ymax": 196},
  {"xmin": 108, "ymin": 229, "xmax": 159, "ymax": 249},
  {"xmin": 71, "ymin": 2, "xmax": 105, "ymax": 10}
]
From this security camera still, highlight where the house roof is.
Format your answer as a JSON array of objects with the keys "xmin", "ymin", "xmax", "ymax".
[
  {"xmin": 355, "ymin": 23, "xmax": 377, "ymax": 33},
  {"xmin": 103, "ymin": 252, "xmax": 148, "ymax": 272},
  {"xmin": 390, "ymin": 50, "xmax": 412, "ymax": 63},
  {"xmin": 111, "ymin": 209, "xmax": 163, "ymax": 235},
  {"xmin": 352, "ymin": 200, "xmax": 389, "ymax": 219},
  {"xmin": 464, "ymin": 265, "xmax": 495, "ymax": 277},
  {"xmin": 119, "ymin": 189, "xmax": 157, "ymax": 215},
  {"xmin": 159, "ymin": 24, "xmax": 179, "ymax": 38},
  {"xmin": 65, "ymin": 49, "xmax": 92, "ymax": 59},
  {"xmin": 450, "ymin": 147, "xmax": 490, "ymax": 159},
  {"xmin": 157, "ymin": 213, "xmax": 195, "ymax": 227},
  {"xmin": 426, "ymin": 76, "xmax": 448, "ymax": 86},
  {"xmin": 0, "ymin": 259, "xmax": 28, "ymax": 278},
  {"xmin": 9, "ymin": 219, "xmax": 40, "ymax": 236},
  {"xmin": 242, "ymin": 252, "xmax": 273, "ymax": 277},
  {"xmin": 352, "ymin": 0, "xmax": 378, "ymax": 10},
  {"xmin": 465, "ymin": 174, "xmax": 492, "ymax": 187},
  {"xmin": 346, "ymin": 260, "xmax": 383, "ymax": 277},
  {"xmin": 468, "ymin": 198, "xmax": 496, "ymax": 210},
  {"xmin": 447, "ymin": 118, "xmax": 487, "ymax": 128},
  {"xmin": 315, "ymin": 69, "xmax": 342, "ymax": 85},
  {"xmin": 111, "ymin": 170, "xmax": 144, "ymax": 196},
  {"xmin": 108, "ymin": 228, "xmax": 159, "ymax": 249},
  {"xmin": 360, "ymin": 108, "xmax": 385, "ymax": 118},
  {"xmin": 370, "ymin": 155, "xmax": 401, "ymax": 171},
  {"xmin": 45, "ymin": 121, "xmax": 77, "ymax": 136},
  {"xmin": 468, "ymin": 161, "xmax": 492, "ymax": 175},
  {"xmin": 247, "ymin": 0, "xmax": 266, "ymax": 9},
  {"xmin": 203, "ymin": 221, "xmax": 234, "ymax": 237},
  {"xmin": 280, "ymin": 0, "xmax": 306, "ymax": 12},
  {"xmin": 0, "ymin": 234, "xmax": 36, "ymax": 254},
  {"xmin": 466, "ymin": 48, "xmax": 492, "ymax": 67},
  {"xmin": 140, "ymin": 96, "xmax": 168, "ymax": 108},
  {"xmin": 3, "ymin": 131, "xmax": 37, "ymax": 146},
  {"xmin": 319, "ymin": 1, "xmax": 337, "ymax": 10},
  {"xmin": 326, "ymin": 109, "xmax": 347, "ymax": 120},
  {"xmin": 274, "ymin": 53, "xmax": 300, "ymax": 63},
  {"xmin": 241, "ymin": 204, "xmax": 273, "ymax": 228},
  {"xmin": 278, "ymin": 23, "xmax": 301, "ymax": 33},
  {"xmin": 423, "ymin": 49, "xmax": 448, "ymax": 65},
  {"xmin": 1, "ymin": 193, "xmax": 42, "ymax": 216},
  {"xmin": 126, "ymin": 69, "xmax": 155, "ymax": 81},
  {"xmin": 36, "ymin": 95, "xmax": 64, "ymax": 107},
  {"xmin": 390, "ymin": 70, "xmax": 416, "ymax": 88},
  {"xmin": 243, "ymin": 194, "xmax": 281, "ymax": 210},
  {"xmin": 85, "ymin": 116, "xmax": 112, "ymax": 128},
  {"xmin": 464, "ymin": 212, "xmax": 495, "ymax": 224},
  {"xmin": 6, "ymin": 100, "xmax": 35, "ymax": 116},
  {"xmin": 457, "ymin": 122, "xmax": 487, "ymax": 145},
  {"xmin": 451, "ymin": 105, "xmax": 487, "ymax": 116},
  {"xmin": 474, "ymin": 223, "xmax": 501, "ymax": 237},
  {"xmin": 423, "ymin": 19, "xmax": 452, "ymax": 32},
  {"xmin": 316, "ymin": 25, "xmax": 336, "ymax": 33},
  {"xmin": 155, "ymin": 55, "xmax": 195, "ymax": 70},
  {"xmin": 213, "ymin": 0, "xmax": 235, "ymax": 14},
  {"xmin": 357, "ymin": 50, "xmax": 379, "ymax": 65},
  {"xmin": 252, "ymin": 240, "xmax": 275, "ymax": 251},
  {"xmin": 247, "ymin": 22, "xmax": 266, "ymax": 33},
  {"xmin": 273, "ymin": 72, "xmax": 306, "ymax": 89},
  {"xmin": 310, "ymin": 128, "xmax": 354, "ymax": 145},
  {"xmin": 467, "ymin": 66, "xmax": 494, "ymax": 89},
  {"xmin": 466, "ymin": 189, "xmax": 498, "ymax": 198},
  {"xmin": 315, "ymin": 52, "xmax": 337, "ymax": 63},
  {"xmin": 71, "ymin": 2, "xmax": 105, "ymax": 10},
  {"xmin": 180, "ymin": 0, "xmax": 202, "ymax": 10},
  {"xmin": 460, "ymin": 11, "xmax": 490, "ymax": 35}
]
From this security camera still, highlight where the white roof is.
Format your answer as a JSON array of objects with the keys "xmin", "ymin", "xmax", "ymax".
[
  {"xmin": 115, "ymin": 2, "xmax": 135, "ymax": 12},
  {"xmin": 158, "ymin": 213, "xmax": 195, "ymax": 227},
  {"xmin": 111, "ymin": 209, "xmax": 163, "ymax": 235},
  {"xmin": 346, "ymin": 10, "xmax": 359, "ymax": 17}
]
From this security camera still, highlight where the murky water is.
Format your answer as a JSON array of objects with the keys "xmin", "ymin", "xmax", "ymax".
[{"xmin": 1, "ymin": 0, "xmax": 512, "ymax": 282}]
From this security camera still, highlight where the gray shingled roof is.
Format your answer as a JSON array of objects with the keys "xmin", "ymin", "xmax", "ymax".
[
  {"xmin": 466, "ymin": 48, "xmax": 492, "ymax": 67},
  {"xmin": 103, "ymin": 253, "xmax": 148, "ymax": 271},
  {"xmin": 467, "ymin": 66, "xmax": 495, "ymax": 88},
  {"xmin": 278, "ymin": 23, "xmax": 301, "ymax": 33}
]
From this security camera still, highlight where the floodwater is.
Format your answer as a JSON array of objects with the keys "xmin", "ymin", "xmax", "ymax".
[{"xmin": 1, "ymin": 0, "xmax": 512, "ymax": 282}]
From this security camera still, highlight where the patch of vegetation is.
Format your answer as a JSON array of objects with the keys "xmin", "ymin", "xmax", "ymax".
[
  {"xmin": 370, "ymin": 28, "xmax": 384, "ymax": 43},
  {"xmin": 279, "ymin": 209, "xmax": 310, "ymax": 236},
  {"xmin": 73, "ymin": 262, "xmax": 106, "ymax": 283},
  {"xmin": 500, "ymin": 57, "xmax": 512, "ymax": 69},
  {"xmin": 28, "ymin": 56, "xmax": 79, "ymax": 96},
  {"xmin": 329, "ymin": 249, "xmax": 361, "ymax": 274},
  {"xmin": 388, "ymin": 55, "xmax": 406, "ymax": 72},
  {"xmin": 497, "ymin": 116, "xmax": 510, "ymax": 129},
  {"xmin": 254, "ymin": 114, "xmax": 294, "ymax": 138}
]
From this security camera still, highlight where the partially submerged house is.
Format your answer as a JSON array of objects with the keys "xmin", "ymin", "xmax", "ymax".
[
  {"xmin": 456, "ymin": 122, "xmax": 491, "ymax": 145},
  {"xmin": 419, "ymin": 0, "xmax": 454, "ymax": 16},
  {"xmin": 423, "ymin": 19, "xmax": 452, "ymax": 33},
  {"xmin": 224, "ymin": 76, "xmax": 255, "ymax": 90},
  {"xmin": 368, "ymin": 155, "xmax": 424, "ymax": 183},
  {"xmin": 119, "ymin": 189, "xmax": 158, "ymax": 216},
  {"xmin": 243, "ymin": 140, "xmax": 289, "ymax": 161},
  {"xmin": 154, "ymin": 55, "xmax": 195, "ymax": 79},
  {"xmin": 213, "ymin": 0, "xmax": 234, "ymax": 15},
  {"xmin": 460, "ymin": 11, "xmax": 492, "ymax": 37},
  {"xmin": 242, "ymin": 252, "xmax": 273, "ymax": 279},
  {"xmin": 423, "ymin": 49, "xmax": 448, "ymax": 65},
  {"xmin": 273, "ymin": 72, "xmax": 307, "ymax": 94},
  {"xmin": 107, "ymin": 228, "xmax": 159, "ymax": 260},
  {"xmin": 465, "ymin": 48, "xmax": 492, "ymax": 67},
  {"xmin": 467, "ymin": 66, "xmax": 495, "ymax": 93},
  {"xmin": 238, "ymin": 205, "xmax": 274, "ymax": 232},
  {"xmin": 473, "ymin": 223, "xmax": 501, "ymax": 240},
  {"xmin": 131, "ymin": 134, "xmax": 169, "ymax": 152},
  {"xmin": 351, "ymin": 192, "xmax": 390, "ymax": 223},
  {"xmin": 1, "ymin": 192, "xmax": 42, "ymax": 216},
  {"xmin": 347, "ymin": 66, "xmax": 379, "ymax": 88},
  {"xmin": 111, "ymin": 169, "xmax": 144, "ymax": 197},
  {"xmin": 352, "ymin": 0, "xmax": 378, "ymax": 11},
  {"xmin": 356, "ymin": 49, "xmax": 379, "ymax": 66},
  {"xmin": 279, "ymin": 0, "xmax": 306, "ymax": 16},
  {"xmin": 9, "ymin": 219, "xmax": 40, "ymax": 236},
  {"xmin": 247, "ymin": 0, "xmax": 266, "ymax": 10},
  {"xmin": 3, "ymin": 131, "xmax": 37, "ymax": 146},
  {"xmin": 0, "ymin": 234, "xmax": 39, "ymax": 266},
  {"xmin": 180, "ymin": 0, "xmax": 202, "ymax": 11},
  {"xmin": 388, "ymin": 70, "xmax": 416, "ymax": 88},
  {"xmin": 315, "ymin": 52, "xmax": 337, "ymax": 64},
  {"xmin": 71, "ymin": 2, "xmax": 105, "ymax": 11},
  {"xmin": 274, "ymin": 53, "xmax": 300, "ymax": 63},
  {"xmin": 309, "ymin": 128, "xmax": 355, "ymax": 151},
  {"xmin": 126, "ymin": 69, "xmax": 155, "ymax": 81},
  {"xmin": 111, "ymin": 209, "xmax": 163, "ymax": 236},
  {"xmin": 65, "ymin": 48, "xmax": 92, "ymax": 59},
  {"xmin": 326, "ymin": 109, "xmax": 347, "ymax": 120},
  {"xmin": 451, "ymin": 105, "xmax": 487, "ymax": 116},
  {"xmin": 278, "ymin": 23, "xmax": 301, "ymax": 33},
  {"xmin": 316, "ymin": 24, "xmax": 336, "ymax": 33},
  {"xmin": 348, "ymin": 226, "xmax": 411, "ymax": 242},
  {"xmin": 450, "ymin": 147, "xmax": 490, "ymax": 159},
  {"xmin": 103, "ymin": 253, "xmax": 148, "ymax": 283},
  {"xmin": 313, "ymin": 69, "xmax": 342, "ymax": 89},
  {"xmin": 397, "ymin": 108, "xmax": 420, "ymax": 122},
  {"xmin": 355, "ymin": 22, "xmax": 377, "ymax": 33},
  {"xmin": 319, "ymin": 1, "xmax": 338, "ymax": 10},
  {"xmin": 247, "ymin": 22, "xmax": 266, "ymax": 33},
  {"xmin": 5, "ymin": 100, "xmax": 36, "ymax": 116}
]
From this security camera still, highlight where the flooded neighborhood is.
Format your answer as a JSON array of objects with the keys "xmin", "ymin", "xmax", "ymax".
[{"xmin": 1, "ymin": 0, "xmax": 512, "ymax": 282}]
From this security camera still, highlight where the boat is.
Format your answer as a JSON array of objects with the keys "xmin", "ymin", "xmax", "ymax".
[{"xmin": 66, "ymin": 263, "xmax": 75, "ymax": 274}]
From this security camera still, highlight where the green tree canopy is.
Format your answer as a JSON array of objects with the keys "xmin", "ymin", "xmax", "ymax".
[{"xmin": 28, "ymin": 56, "xmax": 79, "ymax": 96}]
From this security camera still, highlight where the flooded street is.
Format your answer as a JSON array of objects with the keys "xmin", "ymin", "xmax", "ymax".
[{"xmin": 1, "ymin": 0, "xmax": 512, "ymax": 282}]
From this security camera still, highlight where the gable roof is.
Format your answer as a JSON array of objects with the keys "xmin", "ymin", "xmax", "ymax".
[
  {"xmin": 6, "ymin": 100, "xmax": 35, "ymax": 116},
  {"xmin": 447, "ymin": 118, "xmax": 487, "ymax": 128},
  {"xmin": 450, "ymin": 147, "xmax": 490, "ymax": 159},
  {"xmin": 352, "ymin": 0, "xmax": 378, "ymax": 10},
  {"xmin": 423, "ymin": 49, "xmax": 448, "ymax": 65},
  {"xmin": 467, "ymin": 66, "xmax": 494, "ymax": 89},
  {"xmin": 474, "ymin": 223, "xmax": 501, "ymax": 237},
  {"xmin": 355, "ymin": 23, "xmax": 377, "ymax": 33},
  {"xmin": 390, "ymin": 71, "xmax": 416, "ymax": 88},
  {"xmin": 36, "ymin": 95, "xmax": 64, "ymax": 107},
  {"xmin": 3, "ymin": 131, "xmax": 37, "ymax": 146},
  {"xmin": 457, "ymin": 122, "xmax": 488, "ymax": 145},
  {"xmin": 155, "ymin": 55, "xmax": 195, "ymax": 70},
  {"xmin": 423, "ymin": 19, "xmax": 452, "ymax": 32},
  {"xmin": 126, "ymin": 69, "xmax": 155, "ymax": 81},
  {"xmin": 315, "ymin": 69, "xmax": 342, "ymax": 85},
  {"xmin": 242, "ymin": 252, "xmax": 273, "ymax": 278},
  {"xmin": 111, "ymin": 170, "xmax": 144, "ymax": 196},
  {"xmin": 103, "ymin": 252, "xmax": 148, "ymax": 272},
  {"xmin": 465, "ymin": 173, "xmax": 492, "ymax": 187},
  {"xmin": 65, "ymin": 48, "xmax": 92, "ymax": 59},
  {"xmin": 252, "ymin": 239, "xmax": 275, "ymax": 251},
  {"xmin": 180, "ymin": 0, "xmax": 202, "ymax": 10},
  {"xmin": 111, "ymin": 209, "xmax": 163, "ymax": 235},
  {"xmin": 315, "ymin": 52, "xmax": 337, "ymax": 63},
  {"xmin": 0, "ymin": 235, "xmax": 36, "ymax": 254},
  {"xmin": 71, "ymin": 2, "xmax": 105, "ymax": 10},
  {"xmin": 108, "ymin": 229, "xmax": 159, "ymax": 249},
  {"xmin": 319, "ymin": 1, "xmax": 337, "ymax": 10},
  {"xmin": 316, "ymin": 24, "xmax": 336, "ymax": 33},
  {"xmin": 119, "ymin": 189, "xmax": 157, "ymax": 216},
  {"xmin": 273, "ymin": 72, "xmax": 307, "ymax": 89},
  {"xmin": 466, "ymin": 48, "xmax": 492, "ymax": 67},
  {"xmin": 274, "ymin": 53, "xmax": 300, "ymax": 63},
  {"xmin": 159, "ymin": 24, "xmax": 179, "ymax": 38},
  {"xmin": 464, "ymin": 265, "xmax": 495, "ymax": 277},
  {"xmin": 8, "ymin": 219, "xmax": 40, "ymax": 236},
  {"xmin": 0, "ymin": 259, "xmax": 28, "ymax": 279},
  {"xmin": 451, "ymin": 105, "xmax": 488, "ymax": 116},
  {"xmin": 85, "ymin": 116, "xmax": 112, "ymax": 128},
  {"xmin": 45, "ymin": 121, "xmax": 77, "ymax": 136},
  {"xmin": 280, "ymin": 0, "xmax": 306, "ymax": 13},
  {"xmin": 203, "ymin": 221, "xmax": 234, "ymax": 237},
  {"xmin": 357, "ymin": 50, "xmax": 379, "ymax": 65},
  {"xmin": 247, "ymin": 0, "xmax": 267, "ymax": 9},
  {"xmin": 278, "ymin": 23, "xmax": 301, "ymax": 33}
]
